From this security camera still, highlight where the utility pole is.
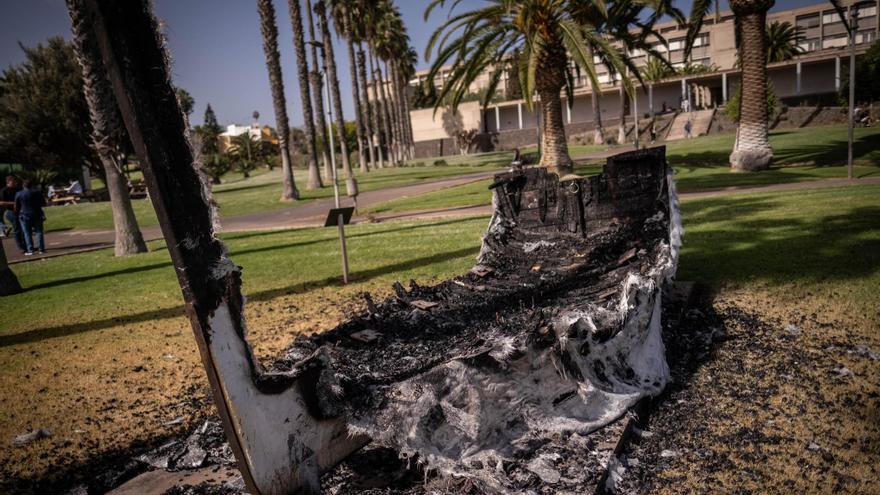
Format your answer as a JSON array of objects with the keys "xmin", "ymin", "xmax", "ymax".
[{"xmin": 847, "ymin": 4, "xmax": 860, "ymax": 180}]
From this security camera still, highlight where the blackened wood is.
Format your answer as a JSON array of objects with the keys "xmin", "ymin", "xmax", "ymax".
[{"xmin": 76, "ymin": 1, "xmax": 262, "ymax": 492}]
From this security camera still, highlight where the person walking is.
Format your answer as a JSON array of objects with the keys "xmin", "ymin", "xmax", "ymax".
[
  {"xmin": 0, "ymin": 175, "xmax": 26, "ymax": 252},
  {"xmin": 14, "ymin": 179, "xmax": 46, "ymax": 255},
  {"xmin": 684, "ymin": 118, "xmax": 693, "ymax": 140},
  {"xmin": 650, "ymin": 124, "xmax": 657, "ymax": 144}
]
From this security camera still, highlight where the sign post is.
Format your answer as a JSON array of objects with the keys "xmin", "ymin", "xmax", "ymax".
[{"xmin": 311, "ymin": 39, "xmax": 352, "ymax": 283}]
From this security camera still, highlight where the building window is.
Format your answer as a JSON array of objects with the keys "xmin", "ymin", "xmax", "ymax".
[
  {"xmin": 857, "ymin": 5, "xmax": 877, "ymax": 18},
  {"xmin": 668, "ymin": 37, "xmax": 685, "ymax": 51},
  {"xmin": 823, "ymin": 33, "xmax": 848, "ymax": 48},
  {"xmin": 823, "ymin": 11, "xmax": 843, "ymax": 24},
  {"xmin": 798, "ymin": 38, "xmax": 821, "ymax": 52},
  {"xmin": 796, "ymin": 13, "xmax": 820, "ymax": 29},
  {"xmin": 857, "ymin": 30, "xmax": 877, "ymax": 44}
]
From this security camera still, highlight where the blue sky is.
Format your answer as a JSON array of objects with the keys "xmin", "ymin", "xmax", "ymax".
[{"xmin": 1, "ymin": 0, "xmax": 821, "ymax": 127}]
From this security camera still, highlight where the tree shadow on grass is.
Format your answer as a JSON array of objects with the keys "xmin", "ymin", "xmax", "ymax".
[
  {"xmin": 772, "ymin": 133, "xmax": 880, "ymax": 167},
  {"xmin": 0, "ymin": 244, "xmax": 480, "ymax": 347},
  {"xmin": 679, "ymin": 196, "xmax": 880, "ymax": 287},
  {"xmin": 669, "ymin": 132, "xmax": 879, "ymax": 171},
  {"xmin": 23, "ymin": 218, "xmax": 485, "ymax": 291}
]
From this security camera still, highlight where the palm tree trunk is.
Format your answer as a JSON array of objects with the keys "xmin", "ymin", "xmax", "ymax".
[
  {"xmin": 304, "ymin": 0, "xmax": 332, "ymax": 182},
  {"xmin": 729, "ymin": 0, "xmax": 773, "ymax": 171},
  {"xmin": 591, "ymin": 90, "xmax": 605, "ymax": 145},
  {"xmin": 535, "ymin": 59, "xmax": 574, "ymax": 175},
  {"xmin": 384, "ymin": 60, "xmax": 402, "ymax": 162},
  {"xmin": 358, "ymin": 46, "xmax": 382, "ymax": 169},
  {"xmin": 343, "ymin": 15, "xmax": 368, "ymax": 173},
  {"xmin": 256, "ymin": 0, "xmax": 298, "ymax": 201},
  {"xmin": 68, "ymin": 0, "xmax": 147, "ymax": 256},
  {"xmin": 400, "ymin": 70, "xmax": 416, "ymax": 159},
  {"xmin": 618, "ymin": 83, "xmax": 627, "ymax": 145},
  {"xmin": 315, "ymin": 1, "xmax": 352, "ymax": 180},
  {"xmin": 104, "ymin": 157, "xmax": 148, "ymax": 255},
  {"xmin": 371, "ymin": 46, "xmax": 395, "ymax": 166},
  {"xmin": 0, "ymin": 237, "xmax": 22, "ymax": 296},
  {"xmin": 393, "ymin": 65, "xmax": 413, "ymax": 159},
  {"xmin": 287, "ymin": 0, "xmax": 323, "ymax": 189}
]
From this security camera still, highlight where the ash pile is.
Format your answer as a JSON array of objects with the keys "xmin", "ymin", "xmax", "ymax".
[{"xmin": 268, "ymin": 146, "xmax": 682, "ymax": 492}]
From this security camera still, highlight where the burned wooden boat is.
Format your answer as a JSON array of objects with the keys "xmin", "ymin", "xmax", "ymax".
[
  {"xmin": 80, "ymin": 3, "xmax": 681, "ymax": 493},
  {"xmin": 263, "ymin": 146, "xmax": 682, "ymax": 493}
]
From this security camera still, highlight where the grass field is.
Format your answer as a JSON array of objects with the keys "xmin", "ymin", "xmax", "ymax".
[
  {"xmin": 41, "ymin": 124, "xmax": 880, "ymax": 232},
  {"xmin": 365, "ymin": 124, "xmax": 880, "ymax": 215},
  {"xmin": 42, "ymin": 151, "xmax": 515, "ymax": 233},
  {"xmin": 1, "ymin": 181, "xmax": 878, "ymax": 490}
]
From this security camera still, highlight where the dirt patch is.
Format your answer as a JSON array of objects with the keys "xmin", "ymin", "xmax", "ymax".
[
  {"xmin": 612, "ymin": 287, "xmax": 880, "ymax": 494},
  {"xmin": 0, "ymin": 282, "xmax": 390, "ymax": 494}
]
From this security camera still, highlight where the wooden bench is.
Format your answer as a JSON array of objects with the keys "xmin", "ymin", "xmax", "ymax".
[
  {"xmin": 49, "ymin": 194, "xmax": 81, "ymax": 206},
  {"xmin": 129, "ymin": 181, "xmax": 149, "ymax": 199}
]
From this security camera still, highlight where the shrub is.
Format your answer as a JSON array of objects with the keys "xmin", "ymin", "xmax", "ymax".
[{"xmin": 433, "ymin": 159, "xmax": 448, "ymax": 166}]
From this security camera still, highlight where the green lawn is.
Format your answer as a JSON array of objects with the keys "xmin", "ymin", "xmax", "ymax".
[
  {"xmin": 43, "ymin": 152, "xmax": 514, "ymax": 233},
  {"xmin": 2, "ymin": 182, "xmax": 878, "ymax": 339},
  {"xmin": 364, "ymin": 124, "xmax": 880, "ymax": 215}
]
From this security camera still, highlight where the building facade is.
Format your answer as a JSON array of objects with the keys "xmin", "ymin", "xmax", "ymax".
[{"xmin": 403, "ymin": 0, "xmax": 878, "ymax": 156}]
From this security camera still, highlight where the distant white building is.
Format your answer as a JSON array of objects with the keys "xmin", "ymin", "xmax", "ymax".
[{"xmin": 218, "ymin": 123, "xmax": 278, "ymax": 152}]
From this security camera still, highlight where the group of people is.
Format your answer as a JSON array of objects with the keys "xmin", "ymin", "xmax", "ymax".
[{"xmin": 0, "ymin": 175, "xmax": 47, "ymax": 256}]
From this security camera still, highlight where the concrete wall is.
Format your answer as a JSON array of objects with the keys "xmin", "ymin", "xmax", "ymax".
[{"xmin": 410, "ymin": 101, "xmax": 484, "ymax": 142}]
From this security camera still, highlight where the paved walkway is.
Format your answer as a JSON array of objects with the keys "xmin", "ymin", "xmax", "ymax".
[
  {"xmin": 5, "ymin": 173, "xmax": 879, "ymax": 264},
  {"xmin": 3, "ymin": 170, "xmax": 498, "ymax": 264}
]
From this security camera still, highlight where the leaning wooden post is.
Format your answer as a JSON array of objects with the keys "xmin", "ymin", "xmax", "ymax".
[{"xmin": 74, "ymin": 1, "xmax": 365, "ymax": 493}]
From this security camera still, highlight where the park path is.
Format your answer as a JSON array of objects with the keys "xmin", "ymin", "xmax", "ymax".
[{"xmin": 5, "ymin": 173, "xmax": 880, "ymax": 264}]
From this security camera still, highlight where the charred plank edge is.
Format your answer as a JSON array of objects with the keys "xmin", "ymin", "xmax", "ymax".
[{"xmin": 78, "ymin": 1, "xmax": 295, "ymax": 492}]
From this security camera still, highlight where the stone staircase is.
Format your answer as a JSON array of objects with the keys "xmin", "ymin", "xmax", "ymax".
[{"xmin": 665, "ymin": 109, "xmax": 715, "ymax": 141}]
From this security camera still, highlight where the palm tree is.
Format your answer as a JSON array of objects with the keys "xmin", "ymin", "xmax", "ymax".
[
  {"xmin": 766, "ymin": 20, "xmax": 804, "ymax": 63},
  {"xmin": 67, "ymin": 0, "xmax": 148, "ymax": 256},
  {"xmin": 256, "ymin": 0, "xmax": 299, "ymax": 200},
  {"xmin": 304, "ymin": 0, "xmax": 333, "ymax": 182},
  {"xmin": 330, "ymin": 0, "xmax": 369, "ymax": 173},
  {"xmin": 229, "ymin": 133, "xmax": 260, "ymax": 178},
  {"xmin": 315, "ymin": 0, "xmax": 353, "ymax": 180},
  {"xmin": 726, "ymin": 0, "xmax": 774, "ymax": 171},
  {"xmin": 426, "ymin": 0, "xmax": 642, "ymax": 174},
  {"xmin": 686, "ymin": 0, "xmax": 848, "ymax": 171},
  {"xmin": 364, "ymin": 1, "xmax": 397, "ymax": 165},
  {"xmin": 357, "ymin": 45, "xmax": 382, "ymax": 168},
  {"xmin": 287, "ymin": 0, "xmax": 323, "ymax": 189}
]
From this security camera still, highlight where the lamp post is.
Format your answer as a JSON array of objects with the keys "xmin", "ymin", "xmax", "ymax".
[{"xmin": 847, "ymin": 4, "xmax": 860, "ymax": 180}]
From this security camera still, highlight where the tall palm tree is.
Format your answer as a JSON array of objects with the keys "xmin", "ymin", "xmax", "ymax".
[
  {"xmin": 686, "ymin": 0, "xmax": 848, "ymax": 171},
  {"xmin": 305, "ymin": 0, "xmax": 333, "ymax": 182},
  {"xmin": 67, "ymin": 0, "xmax": 147, "ymax": 256},
  {"xmin": 425, "ymin": 0, "xmax": 640, "ymax": 174},
  {"xmin": 766, "ymin": 20, "xmax": 805, "ymax": 63},
  {"xmin": 256, "ymin": 0, "xmax": 299, "ymax": 201},
  {"xmin": 728, "ymin": 0, "xmax": 774, "ymax": 170},
  {"xmin": 287, "ymin": 0, "xmax": 323, "ymax": 189},
  {"xmin": 315, "ymin": 0, "xmax": 353, "ymax": 180},
  {"xmin": 330, "ymin": 0, "xmax": 369, "ymax": 173},
  {"xmin": 358, "ymin": 46, "xmax": 383, "ymax": 168},
  {"xmin": 370, "ymin": 47, "xmax": 394, "ymax": 165}
]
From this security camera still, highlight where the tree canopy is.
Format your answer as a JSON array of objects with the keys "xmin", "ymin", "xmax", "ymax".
[{"xmin": 0, "ymin": 37, "xmax": 96, "ymax": 176}]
